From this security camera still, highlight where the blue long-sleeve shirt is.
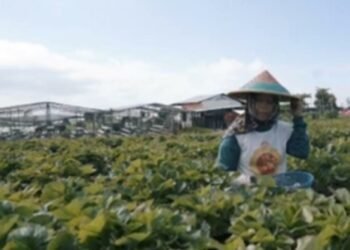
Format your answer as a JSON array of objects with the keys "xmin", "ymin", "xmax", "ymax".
[{"xmin": 216, "ymin": 117, "xmax": 309, "ymax": 171}]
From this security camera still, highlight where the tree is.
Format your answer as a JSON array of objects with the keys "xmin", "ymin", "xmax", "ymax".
[
  {"xmin": 314, "ymin": 88, "xmax": 337, "ymax": 113},
  {"xmin": 346, "ymin": 97, "xmax": 350, "ymax": 108}
]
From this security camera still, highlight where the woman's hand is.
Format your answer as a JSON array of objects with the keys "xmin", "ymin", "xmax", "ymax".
[
  {"xmin": 290, "ymin": 98, "xmax": 303, "ymax": 117},
  {"xmin": 232, "ymin": 174, "xmax": 253, "ymax": 186}
]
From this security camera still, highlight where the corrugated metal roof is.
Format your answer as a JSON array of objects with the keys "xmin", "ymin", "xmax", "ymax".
[
  {"xmin": 194, "ymin": 97, "xmax": 243, "ymax": 112},
  {"xmin": 172, "ymin": 94, "xmax": 217, "ymax": 105},
  {"xmin": 110, "ymin": 103, "xmax": 182, "ymax": 113}
]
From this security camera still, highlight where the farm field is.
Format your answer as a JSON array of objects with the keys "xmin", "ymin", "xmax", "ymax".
[{"xmin": 0, "ymin": 118, "xmax": 349, "ymax": 249}]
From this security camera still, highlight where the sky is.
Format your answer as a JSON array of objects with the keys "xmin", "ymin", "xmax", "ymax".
[{"xmin": 0, "ymin": 0, "xmax": 350, "ymax": 109}]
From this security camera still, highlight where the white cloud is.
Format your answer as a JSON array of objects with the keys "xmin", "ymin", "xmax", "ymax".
[
  {"xmin": 0, "ymin": 40, "xmax": 347, "ymax": 109},
  {"xmin": 0, "ymin": 40, "xmax": 267, "ymax": 108},
  {"xmin": 185, "ymin": 58, "xmax": 265, "ymax": 95},
  {"xmin": 272, "ymin": 65, "xmax": 350, "ymax": 107}
]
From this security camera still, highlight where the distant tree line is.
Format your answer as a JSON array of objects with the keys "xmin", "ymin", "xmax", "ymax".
[{"xmin": 297, "ymin": 88, "xmax": 340, "ymax": 119}]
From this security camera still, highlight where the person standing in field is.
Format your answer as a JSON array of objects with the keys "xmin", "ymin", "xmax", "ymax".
[{"xmin": 216, "ymin": 70, "xmax": 309, "ymax": 185}]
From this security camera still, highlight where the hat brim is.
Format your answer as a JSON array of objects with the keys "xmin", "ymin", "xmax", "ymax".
[{"xmin": 228, "ymin": 90, "xmax": 300, "ymax": 102}]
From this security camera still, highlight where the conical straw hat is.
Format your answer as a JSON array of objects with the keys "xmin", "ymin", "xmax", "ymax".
[{"xmin": 228, "ymin": 70, "xmax": 299, "ymax": 102}]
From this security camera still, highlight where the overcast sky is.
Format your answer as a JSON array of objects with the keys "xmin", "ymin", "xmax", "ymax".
[{"xmin": 0, "ymin": 0, "xmax": 350, "ymax": 108}]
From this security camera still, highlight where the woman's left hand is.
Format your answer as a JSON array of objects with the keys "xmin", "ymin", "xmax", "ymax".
[
  {"xmin": 232, "ymin": 174, "xmax": 253, "ymax": 186},
  {"xmin": 290, "ymin": 98, "xmax": 303, "ymax": 117}
]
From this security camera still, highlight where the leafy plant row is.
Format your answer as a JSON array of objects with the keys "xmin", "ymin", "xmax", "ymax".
[{"xmin": 0, "ymin": 119, "xmax": 348, "ymax": 249}]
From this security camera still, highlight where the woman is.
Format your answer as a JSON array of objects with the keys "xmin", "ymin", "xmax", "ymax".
[{"xmin": 216, "ymin": 70, "xmax": 309, "ymax": 185}]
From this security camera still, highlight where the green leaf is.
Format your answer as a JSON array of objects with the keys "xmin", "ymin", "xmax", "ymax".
[
  {"xmin": 41, "ymin": 182, "xmax": 65, "ymax": 202},
  {"xmin": 78, "ymin": 212, "xmax": 107, "ymax": 243},
  {"xmin": 335, "ymin": 188, "xmax": 350, "ymax": 206},
  {"xmin": 47, "ymin": 231, "xmax": 76, "ymax": 250},
  {"xmin": 83, "ymin": 183, "xmax": 104, "ymax": 195},
  {"xmin": 205, "ymin": 238, "xmax": 223, "ymax": 250},
  {"xmin": 114, "ymin": 236, "xmax": 129, "ymax": 246},
  {"xmin": 114, "ymin": 232, "xmax": 150, "ymax": 246},
  {"xmin": 3, "ymin": 240, "xmax": 31, "ymax": 250},
  {"xmin": 28, "ymin": 212, "xmax": 54, "ymax": 226},
  {"xmin": 126, "ymin": 159, "xmax": 142, "ymax": 174},
  {"xmin": 296, "ymin": 225, "xmax": 337, "ymax": 250},
  {"xmin": 225, "ymin": 236, "xmax": 245, "ymax": 250},
  {"xmin": 0, "ymin": 185, "xmax": 10, "ymax": 199},
  {"xmin": 302, "ymin": 206, "xmax": 314, "ymax": 223},
  {"xmin": 296, "ymin": 235, "xmax": 316, "ymax": 250},
  {"xmin": 7, "ymin": 224, "xmax": 49, "ymax": 250},
  {"xmin": 126, "ymin": 232, "xmax": 150, "ymax": 241},
  {"xmin": 0, "ymin": 215, "xmax": 19, "ymax": 240},
  {"xmin": 256, "ymin": 176, "xmax": 276, "ymax": 188},
  {"xmin": 251, "ymin": 228, "xmax": 275, "ymax": 243},
  {"xmin": 80, "ymin": 165, "xmax": 96, "ymax": 176},
  {"xmin": 231, "ymin": 194, "xmax": 244, "ymax": 205},
  {"xmin": 67, "ymin": 215, "xmax": 90, "ymax": 234},
  {"xmin": 158, "ymin": 179, "xmax": 176, "ymax": 190},
  {"xmin": 0, "ymin": 200, "xmax": 13, "ymax": 214},
  {"xmin": 275, "ymin": 235, "xmax": 295, "ymax": 246},
  {"xmin": 15, "ymin": 204, "xmax": 38, "ymax": 218},
  {"xmin": 53, "ymin": 199, "xmax": 85, "ymax": 220},
  {"xmin": 315, "ymin": 225, "xmax": 337, "ymax": 249}
]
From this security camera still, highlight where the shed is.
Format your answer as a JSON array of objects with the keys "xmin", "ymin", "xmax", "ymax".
[{"xmin": 172, "ymin": 94, "xmax": 243, "ymax": 129}]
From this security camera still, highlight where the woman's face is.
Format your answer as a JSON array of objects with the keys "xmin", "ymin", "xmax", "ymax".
[{"xmin": 254, "ymin": 94, "xmax": 275, "ymax": 121}]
